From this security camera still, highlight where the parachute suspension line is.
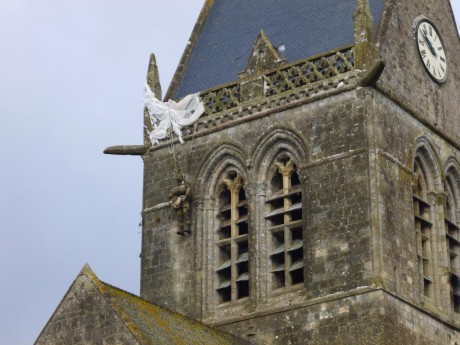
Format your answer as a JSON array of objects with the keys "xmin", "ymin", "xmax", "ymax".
[
  {"xmin": 184, "ymin": 122, "xmax": 199, "ymax": 179},
  {"xmin": 167, "ymin": 122, "xmax": 199, "ymax": 182},
  {"xmin": 167, "ymin": 128, "xmax": 182, "ymax": 180}
]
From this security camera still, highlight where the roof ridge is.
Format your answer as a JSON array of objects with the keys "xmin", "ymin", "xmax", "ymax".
[
  {"xmin": 37, "ymin": 264, "xmax": 248, "ymax": 344},
  {"xmin": 75, "ymin": 265, "xmax": 152, "ymax": 344},
  {"xmin": 78, "ymin": 264, "xmax": 145, "ymax": 305},
  {"xmin": 79, "ymin": 267, "xmax": 238, "ymax": 344},
  {"xmin": 99, "ymin": 280, "xmax": 222, "ymax": 331},
  {"xmin": 83, "ymin": 273, "xmax": 153, "ymax": 344},
  {"xmin": 34, "ymin": 264, "xmax": 138, "ymax": 344},
  {"xmin": 95, "ymin": 278, "xmax": 249, "ymax": 344},
  {"xmin": 164, "ymin": 0, "xmax": 216, "ymax": 101}
]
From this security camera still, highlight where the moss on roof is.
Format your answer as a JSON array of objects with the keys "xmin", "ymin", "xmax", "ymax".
[{"xmin": 81, "ymin": 264, "xmax": 247, "ymax": 345}]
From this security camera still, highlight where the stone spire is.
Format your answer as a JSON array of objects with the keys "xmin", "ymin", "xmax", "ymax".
[
  {"xmin": 353, "ymin": 0, "xmax": 377, "ymax": 69},
  {"xmin": 144, "ymin": 53, "xmax": 162, "ymax": 145}
]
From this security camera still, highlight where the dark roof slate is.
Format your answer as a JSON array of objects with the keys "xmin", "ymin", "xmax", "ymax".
[{"xmin": 173, "ymin": 0, "xmax": 387, "ymax": 99}]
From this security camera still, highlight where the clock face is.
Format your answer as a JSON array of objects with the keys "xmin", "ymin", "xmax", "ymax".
[{"xmin": 416, "ymin": 19, "xmax": 448, "ymax": 83}]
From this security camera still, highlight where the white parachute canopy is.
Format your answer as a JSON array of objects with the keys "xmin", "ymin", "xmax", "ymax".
[{"xmin": 144, "ymin": 83, "xmax": 205, "ymax": 145}]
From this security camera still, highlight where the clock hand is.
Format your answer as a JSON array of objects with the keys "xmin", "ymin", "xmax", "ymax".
[{"xmin": 421, "ymin": 30, "xmax": 437, "ymax": 56}]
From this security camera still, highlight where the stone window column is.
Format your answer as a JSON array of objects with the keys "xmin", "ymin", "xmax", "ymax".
[
  {"xmin": 426, "ymin": 190, "xmax": 445, "ymax": 308},
  {"xmin": 245, "ymin": 181, "xmax": 270, "ymax": 305},
  {"xmin": 198, "ymin": 196, "xmax": 217, "ymax": 316}
]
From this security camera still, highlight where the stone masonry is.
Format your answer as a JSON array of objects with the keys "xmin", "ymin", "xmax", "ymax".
[{"xmin": 104, "ymin": 0, "xmax": 460, "ymax": 344}]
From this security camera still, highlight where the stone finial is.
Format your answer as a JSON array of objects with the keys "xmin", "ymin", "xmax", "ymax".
[
  {"xmin": 79, "ymin": 263, "xmax": 98, "ymax": 281},
  {"xmin": 80, "ymin": 263, "xmax": 93, "ymax": 275},
  {"xmin": 144, "ymin": 53, "xmax": 162, "ymax": 145},
  {"xmin": 353, "ymin": 0, "xmax": 377, "ymax": 70},
  {"xmin": 146, "ymin": 53, "xmax": 162, "ymax": 99}
]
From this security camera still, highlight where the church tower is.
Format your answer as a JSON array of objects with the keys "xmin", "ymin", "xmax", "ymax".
[{"xmin": 105, "ymin": 0, "xmax": 460, "ymax": 343}]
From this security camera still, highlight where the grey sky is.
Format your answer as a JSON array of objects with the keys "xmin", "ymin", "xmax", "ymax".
[{"xmin": 0, "ymin": 1, "xmax": 459, "ymax": 344}]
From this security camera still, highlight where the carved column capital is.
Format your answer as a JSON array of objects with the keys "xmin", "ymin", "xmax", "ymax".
[
  {"xmin": 223, "ymin": 175, "xmax": 244, "ymax": 194},
  {"xmin": 428, "ymin": 190, "xmax": 447, "ymax": 207},
  {"xmin": 275, "ymin": 159, "xmax": 295, "ymax": 177}
]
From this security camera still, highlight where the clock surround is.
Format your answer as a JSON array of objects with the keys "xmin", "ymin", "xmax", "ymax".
[{"xmin": 415, "ymin": 17, "xmax": 448, "ymax": 83}]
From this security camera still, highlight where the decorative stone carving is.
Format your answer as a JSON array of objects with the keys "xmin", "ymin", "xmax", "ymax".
[{"xmin": 199, "ymin": 47, "xmax": 355, "ymax": 116}]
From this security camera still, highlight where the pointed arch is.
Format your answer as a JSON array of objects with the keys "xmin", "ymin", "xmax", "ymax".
[
  {"xmin": 250, "ymin": 126, "xmax": 307, "ymax": 292},
  {"xmin": 195, "ymin": 142, "xmax": 249, "ymax": 196},
  {"xmin": 251, "ymin": 126, "xmax": 308, "ymax": 181},
  {"xmin": 445, "ymin": 158, "xmax": 460, "ymax": 217},
  {"xmin": 412, "ymin": 137, "xmax": 443, "ymax": 193},
  {"xmin": 194, "ymin": 142, "xmax": 251, "ymax": 306},
  {"xmin": 411, "ymin": 137, "xmax": 443, "ymax": 301},
  {"xmin": 443, "ymin": 157, "xmax": 460, "ymax": 313}
]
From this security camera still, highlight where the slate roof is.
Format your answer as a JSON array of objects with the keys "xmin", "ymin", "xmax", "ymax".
[
  {"xmin": 170, "ymin": 0, "xmax": 387, "ymax": 99},
  {"xmin": 72, "ymin": 265, "xmax": 247, "ymax": 345}
]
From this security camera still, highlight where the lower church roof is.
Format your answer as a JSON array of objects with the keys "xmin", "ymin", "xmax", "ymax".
[{"xmin": 35, "ymin": 264, "xmax": 248, "ymax": 345}]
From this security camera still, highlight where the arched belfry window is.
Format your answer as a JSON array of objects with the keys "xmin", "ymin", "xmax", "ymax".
[
  {"xmin": 265, "ymin": 158, "xmax": 304, "ymax": 290},
  {"xmin": 215, "ymin": 171, "xmax": 249, "ymax": 303},
  {"xmin": 444, "ymin": 171, "xmax": 460, "ymax": 313},
  {"xmin": 413, "ymin": 158, "xmax": 435, "ymax": 299}
]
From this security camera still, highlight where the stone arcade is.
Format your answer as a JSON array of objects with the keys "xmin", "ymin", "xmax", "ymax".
[{"xmin": 37, "ymin": 0, "xmax": 460, "ymax": 344}]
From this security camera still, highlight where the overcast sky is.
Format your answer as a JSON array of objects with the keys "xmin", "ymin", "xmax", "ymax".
[{"xmin": 0, "ymin": 1, "xmax": 459, "ymax": 344}]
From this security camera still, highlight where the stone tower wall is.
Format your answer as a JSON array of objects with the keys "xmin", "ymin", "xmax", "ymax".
[
  {"xmin": 376, "ymin": 0, "xmax": 460, "ymax": 144},
  {"xmin": 140, "ymin": 86, "xmax": 460, "ymax": 343},
  {"xmin": 140, "ymin": 88, "xmax": 374, "ymax": 321},
  {"xmin": 372, "ymin": 91, "xmax": 460, "ymax": 322},
  {"xmin": 138, "ymin": 0, "xmax": 460, "ymax": 342}
]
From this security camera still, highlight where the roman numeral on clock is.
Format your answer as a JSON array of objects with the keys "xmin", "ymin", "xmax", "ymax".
[{"xmin": 416, "ymin": 19, "xmax": 448, "ymax": 83}]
